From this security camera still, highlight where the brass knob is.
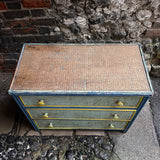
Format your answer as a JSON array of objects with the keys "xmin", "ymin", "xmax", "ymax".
[
  {"xmin": 113, "ymin": 114, "xmax": 119, "ymax": 119},
  {"xmin": 43, "ymin": 113, "xmax": 48, "ymax": 118},
  {"xmin": 117, "ymin": 101, "xmax": 124, "ymax": 106},
  {"xmin": 48, "ymin": 123, "xmax": 53, "ymax": 128},
  {"xmin": 38, "ymin": 100, "xmax": 44, "ymax": 105},
  {"xmin": 109, "ymin": 124, "xmax": 115, "ymax": 129}
]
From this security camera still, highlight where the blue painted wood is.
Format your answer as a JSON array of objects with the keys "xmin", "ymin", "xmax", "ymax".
[
  {"xmin": 23, "ymin": 43, "xmax": 141, "ymax": 46},
  {"xmin": 9, "ymin": 90, "xmax": 152, "ymax": 96},
  {"xmin": 138, "ymin": 44, "xmax": 154, "ymax": 94},
  {"xmin": 12, "ymin": 94, "xmax": 39, "ymax": 131}
]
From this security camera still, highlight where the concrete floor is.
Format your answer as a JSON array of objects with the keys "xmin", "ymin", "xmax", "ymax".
[
  {"xmin": 150, "ymin": 78, "xmax": 160, "ymax": 144},
  {"xmin": 109, "ymin": 102, "xmax": 160, "ymax": 160},
  {"xmin": 0, "ymin": 73, "xmax": 160, "ymax": 160}
]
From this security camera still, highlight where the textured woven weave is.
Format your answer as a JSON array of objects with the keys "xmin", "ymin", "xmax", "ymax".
[{"xmin": 10, "ymin": 44, "xmax": 151, "ymax": 92}]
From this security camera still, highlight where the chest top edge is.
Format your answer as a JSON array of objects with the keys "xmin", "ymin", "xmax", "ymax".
[{"xmin": 8, "ymin": 89, "xmax": 153, "ymax": 97}]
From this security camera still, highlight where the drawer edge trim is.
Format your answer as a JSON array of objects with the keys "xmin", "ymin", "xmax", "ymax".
[
  {"xmin": 20, "ymin": 96, "xmax": 143, "ymax": 108},
  {"xmin": 33, "ymin": 118, "xmax": 130, "ymax": 121},
  {"xmin": 33, "ymin": 119, "xmax": 129, "ymax": 130},
  {"xmin": 26, "ymin": 109, "xmax": 136, "ymax": 121}
]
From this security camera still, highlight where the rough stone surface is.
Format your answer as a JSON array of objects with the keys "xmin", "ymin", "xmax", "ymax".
[
  {"xmin": 0, "ymin": 134, "xmax": 114, "ymax": 160},
  {"xmin": 136, "ymin": 10, "xmax": 152, "ymax": 21},
  {"xmin": 0, "ymin": 0, "xmax": 159, "ymax": 75},
  {"xmin": 75, "ymin": 16, "xmax": 88, "ymax": 29}
]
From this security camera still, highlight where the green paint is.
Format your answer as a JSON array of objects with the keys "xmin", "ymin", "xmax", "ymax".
[
  {"xmin": 28, "ymin": 109, "xmax": 134, "ymax": 120},
  {"xmin": 35, "ymin": 119, "xmax": 127, "ymax": 129},
  {"xmin": 21, "ymin": 95, "xmax": 141, "ymax": 107}
]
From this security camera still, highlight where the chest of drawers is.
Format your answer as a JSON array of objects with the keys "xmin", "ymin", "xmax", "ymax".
[{"xmin": 9, "ymin": 44, "xmax": 153, "ymax": 132}]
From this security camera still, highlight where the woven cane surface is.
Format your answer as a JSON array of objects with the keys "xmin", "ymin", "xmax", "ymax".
[{"xmin": 10, "ymin": 44, "xmax": 151, "ymax": 92}]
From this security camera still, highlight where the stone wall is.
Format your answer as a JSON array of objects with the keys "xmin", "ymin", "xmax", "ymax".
[{"xmin": 0, "ymin": 0, "xmax": 160, "ymax": 76}]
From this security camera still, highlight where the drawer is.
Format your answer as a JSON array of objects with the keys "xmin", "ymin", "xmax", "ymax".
[
  {"xmin": 34, "ymin": 119, "xmax": 128, "ymax": 130},
  {"xmin": 27, "ymin": 109, "xmax": 136, "ymax": 121},
  {"xmin": 20, "ymin": 96, "xmax": 143, "ymax": 108}
]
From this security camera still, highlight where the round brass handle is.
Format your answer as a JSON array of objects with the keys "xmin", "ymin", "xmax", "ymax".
[
  {"xmin": 38, "ymin": 100, "xmax": 44, "ymax": 105},
  {"xmin": 43, "ymin": 113, "xmax": 48, "ymax": 118},
  {"xmin": 117, "ymin": 101, "xmax": 124, "ymax": 106},
  {"xmin": 48, "ymin": 123, "xmax": 53, "ymax": 128},
  {"xmin": 113, "ymin": 114, "xmax": 119, "ymax": 119},
  {"xmin": 109, "ymin": 124, "xmax": 115, "ymax": 129}
]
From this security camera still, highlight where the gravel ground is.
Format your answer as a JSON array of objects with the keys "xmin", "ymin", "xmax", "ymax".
[
  {"xmin": 150, "ymin": 77, "xmax": 160, "ymax": 145},
  {"xmin": 0, "ymin": 73, "xmax": 115, "ymax": 160},
  {"xmin": 0, "ymin": 134, "xmax": 114, "ymax": 160}
]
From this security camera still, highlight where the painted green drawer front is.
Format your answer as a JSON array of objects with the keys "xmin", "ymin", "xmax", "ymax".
[
  {"xmin": 34, "ymin": 119, "xmax": 127, "ymax": 130},
  {"xmin": 27, "ymin": 109, "xmax": 135, "ymax": 120},
  {"xmin": 20, "ymin": 96, "xmax": 142, "ymax": 107}
]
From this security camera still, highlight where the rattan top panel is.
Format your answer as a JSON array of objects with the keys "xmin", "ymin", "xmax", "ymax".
[{"xmin": 10, "ymin": 44, "xmax": 151, "ymax": 92}]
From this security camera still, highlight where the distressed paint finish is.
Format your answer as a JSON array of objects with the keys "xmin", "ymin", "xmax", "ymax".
[
  {"xmin": 34, "ymin": 119, "xmax": 128, "ymax": 130},
  {"xmin": 20, "ymin": 95, "xmax": 142, "ymax": 107},
  {"xmin": 9, "ymin": 90, "xmax": 152, "ymax": 96},
  {"xmin": 27, "ymin": 108, "xmax": 136, "ymax": 120},
  {"xmin": 8, "ymin": 43, "xmax": 153, "ymax": 132}
]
